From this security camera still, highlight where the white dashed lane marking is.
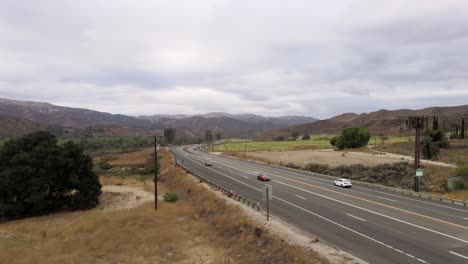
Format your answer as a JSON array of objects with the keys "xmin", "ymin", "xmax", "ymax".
[
  {"xmin": 346, "ymin": 213, "xmax": 367, "ymax": 222},
  {"xmin": 295, "ymin": 195, "xmax": 307, "ymax": 200}
]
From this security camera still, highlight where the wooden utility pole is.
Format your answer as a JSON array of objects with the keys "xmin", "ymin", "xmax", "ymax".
[
  {"xmin": 266, "ymin": 186, "xmax": 270, "ymax": 221},
  {"xmin": 406, "ymin": 116, "xmax": 428, "ymax": 192},
  {"xmin": 154, "ymin": 136, "xmax": 158, "ymax": 210},
  {"xmin": 244, "ymin": 140, "xmax": 247, "ymax": 159}
]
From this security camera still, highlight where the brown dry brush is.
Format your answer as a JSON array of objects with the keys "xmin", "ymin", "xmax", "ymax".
[
  {"xmin": 159, "ymin": 150, "xmax": 329, "ymax": 264},
  {"xmin": 304, "ymin": 162, "xmax": 453, "ymax": 193}
]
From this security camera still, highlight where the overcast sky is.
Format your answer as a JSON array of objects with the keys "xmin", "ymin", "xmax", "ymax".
[{"xmin": 1, "ymin": 1, "xmax": 467, "ymax": 119}]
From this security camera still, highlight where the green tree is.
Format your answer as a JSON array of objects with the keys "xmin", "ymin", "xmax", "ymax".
[
  {"xmin": 215, "ymin": 132, "xmax": 222, "ymax": 141},
  {"xmin": 332, "ymin": 127, "xmax": 371, "ymax": 150},
  {"xmin": 424, "ymin": 128, "xmax": 449, "ymax": 148},
  {"xmin": 422, "ymin": 137, "xmax": 440, "ymax": 160},
  {"xmin": 163, "ymin": 128, "xmax": 176, "ymax": 144},
  {"xmin": 0, "ymin": 131, "xmax": 101, "ymax": 221},
  {"xmin": 205, "ymin": 130, "xmax": 214, "ymax": 143},
  {"xmin": 291, "ymin": 131, "xmax": 300, "ymax": 141},
  {"xmin": 461, "ymin": 118, "xmax": 465, "ymax": 140}
]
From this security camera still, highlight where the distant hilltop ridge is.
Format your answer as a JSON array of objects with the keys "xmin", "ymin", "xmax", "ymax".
[
  {"xmin": 0, "ymin": 97, "xmax": 318, "ymax": 139},
  {"xmin": 256, "ymin": 105, "xmax": 468, "ymax": 140}
]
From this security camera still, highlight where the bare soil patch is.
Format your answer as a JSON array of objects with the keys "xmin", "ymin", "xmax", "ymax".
[{"xmin": 249, "ymin": 149, "xmax": 405, "ymax": 167}]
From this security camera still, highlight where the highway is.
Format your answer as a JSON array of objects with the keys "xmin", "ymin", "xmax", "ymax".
[{"xmin": 171, "ymin": 146, "xmax": 468, "ymax": 264}]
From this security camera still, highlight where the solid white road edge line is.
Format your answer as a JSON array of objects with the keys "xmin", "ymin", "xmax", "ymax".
[
  {"xmin": 273, "ymin": 179, "xmax": 468, "ymax": 245},
  {"xmin": 197, "ymin": 153, "xmax": 468, "ymax": 245},
  {"xmin": 202, "ymin": 151, "xmax": 468, "ymax": 214},
  {"xmin": 346, "ymin": 213, "xmax": 367, "ymax": 222},
  {"xmin": 180, "ymin": 153, "xmax": 429, "ymax": 263}
]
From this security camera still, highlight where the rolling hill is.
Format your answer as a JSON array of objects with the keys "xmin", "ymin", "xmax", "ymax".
[
  {"xmin": 0, "ymin": 98, "xmax": 317, "ymax": 139},
  {"xmin": 256, "ymin": 105, "xmax": 468, "ymax": 141}
]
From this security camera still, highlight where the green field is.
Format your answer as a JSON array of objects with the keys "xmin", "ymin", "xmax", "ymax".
[
  {"xmin": 215, "ymin": 135, "xmax": 333, "ymax": 151},
  {"xmin": 216, "ymin": 135, "xmax": 414, "ymax": 152}
]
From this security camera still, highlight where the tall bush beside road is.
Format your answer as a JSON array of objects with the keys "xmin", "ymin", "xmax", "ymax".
[
  {"xmin": 422, "ymin": 129, "xmax": 449, "ymax": 160},
  {"xmin": 0, "ymin": 131, "xmax": 101, "ymax": 221}
]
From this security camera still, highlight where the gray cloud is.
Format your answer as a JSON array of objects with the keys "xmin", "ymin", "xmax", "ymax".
[{"xmin": 0, "ymin": 0, "xmax": 467, "ymax": 119}]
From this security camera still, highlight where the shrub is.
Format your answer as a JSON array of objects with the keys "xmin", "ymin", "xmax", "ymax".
[
  {"xmin": 274, "ymin": 136, "xmax": 285, "ymax": 142},
  {"xmin": 163, "ymin": 192, "xmax": 179, "ymax": 203},
  {"xmin": 302, "ymin": 134, "xmax": 311, "ymax": 140},
  {"xmin": 285, "ymin": 162, "xmax": 301, "ymax": 170},
  {"xmin": 98, "ymin": 161, "xmax": 112, "ymax": 170},
  {"xmin": 424, "ymin": 129, "xmax": 449, "ymax": 149},
  {"xmin": 422, "ymin": 137, "xmax": 440, "ymax": 160},
  {"xmin": 456, "ymin": 164, "xmax": 468, "ymax": 177},
  {"xmin": 0, "ymin": 131, "xmax": 101, "ymax": 221},
  {"xmin": 452, "ymin": 180, "xmax": 465, "ymax": 191},
  {"xmin": 331, "ymin": 127, "xmax": 371, "ymax": 150}
]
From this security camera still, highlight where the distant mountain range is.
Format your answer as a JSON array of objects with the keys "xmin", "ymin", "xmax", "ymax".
[
  {"xmin": 256, "ymin": 105, "xmax": 468, "ymax": 140},
  {"xmin": 0, "ymin": 98, "xmax": 318, "ymax": 139}
]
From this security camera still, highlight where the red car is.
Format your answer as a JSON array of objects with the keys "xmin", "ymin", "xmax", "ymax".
[{"xmin": 257, "ymin": 172, "xmax": 270, "ymax": 181}]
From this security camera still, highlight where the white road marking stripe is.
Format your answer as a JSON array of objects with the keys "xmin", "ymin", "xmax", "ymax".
[
  {"xmin": 198, "ymin": 155, "xmax": 468, "ymax": 244},
  {"xmin": 180, "ymin": 153, "xmax": 429, "ymax": 263},
  {"xmin": 296, "ymin": 195, "xmax": 307, "ymax": 200},
  {"xmin": 203, "ymin": 152, "xmax": 468, "ymax": 214},
  {"xmin": 405, "ymin": 253, "xmax": 415, "ymax": 258},
  {"xmin": 417, "ymin": 258, "xmax": 428, "ymax": 263},
  {"xmin": 463, "ymin": 217, "xmax": 468, "ymax": 220},
  {"xmin": 346, "ymin": 213, "xmax": 367, "ymax": 222},
  {"xmin": 378, "ymin": 196, "xmax": 396, "ymax": 202},
  {"xmin": 242, "ymin": 176, "xmax": 249, "ymax": 179},
  {"xmin": 275, "ymin": 196, "xmax": 422, "ymax": 262},
  {"xmin": 272, "ymin": 179, "xmax": 468, "ymax": 245},
  {"xmin": 450, "ymin": 251, "xmax": 468, "ymax": 260}
]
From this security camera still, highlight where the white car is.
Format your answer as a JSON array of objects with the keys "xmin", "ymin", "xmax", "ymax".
[{"xmin": 334, "ymin": 178, "xmax": 352, "ymax": 188}]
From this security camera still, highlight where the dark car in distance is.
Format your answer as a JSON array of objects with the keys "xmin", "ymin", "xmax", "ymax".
[{"xmin": 257, "ymin": 172, "xmax": 270, "ymax": 181}]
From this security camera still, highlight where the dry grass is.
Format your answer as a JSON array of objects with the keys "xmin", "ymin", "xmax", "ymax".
[
  {"xmin": 0, "ymin": 149, "xmax": 328, "ymax": 264},
  {"xmin": 107, "ymin": 148, "xmax": 154, "ymax": 166},
  {"xmin": 375, "ymin": 139, "xmax": 468, "ymax": 165}
]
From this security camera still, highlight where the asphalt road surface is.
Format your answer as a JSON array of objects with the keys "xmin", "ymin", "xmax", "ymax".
[{"xmin": 171, "ymin": 146, "xmax": 468, "ymax": 264}]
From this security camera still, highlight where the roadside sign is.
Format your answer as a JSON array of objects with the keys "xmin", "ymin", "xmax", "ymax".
[
  {"xmin": 416, "ymin": 169, "xmax": 423, "ymax": 177},
  {"xmin": 263, "ymin": 185, "xmax": 273, "ymax": 200}
]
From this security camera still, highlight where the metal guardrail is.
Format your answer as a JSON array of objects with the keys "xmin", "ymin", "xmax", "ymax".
[
  {"xmin": 173, "ymin": 154, "xmax": 261, "ymax": 211},
  {"xmin": 199, "ymin": 149, "xmax": 467, "ymax": 207},
  {"xmin": 271, "ymin": 164, "xmax": 468, "ymax": 207}
]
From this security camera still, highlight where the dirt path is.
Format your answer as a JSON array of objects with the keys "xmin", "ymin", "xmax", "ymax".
[
  {"xmin": 249, "ymin": 149, "xmax": 404, "ymax": 167},
  {"xmin": 98, "ymin": 185, "xmax": 155, "ymax": 211},
  {"xmin": 347, "ymin": 150, "xmax": 456, "ymax": 168},
  {"xmin": 248, "ymin": 148, "xmax": 456, "ymax": 168}
]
